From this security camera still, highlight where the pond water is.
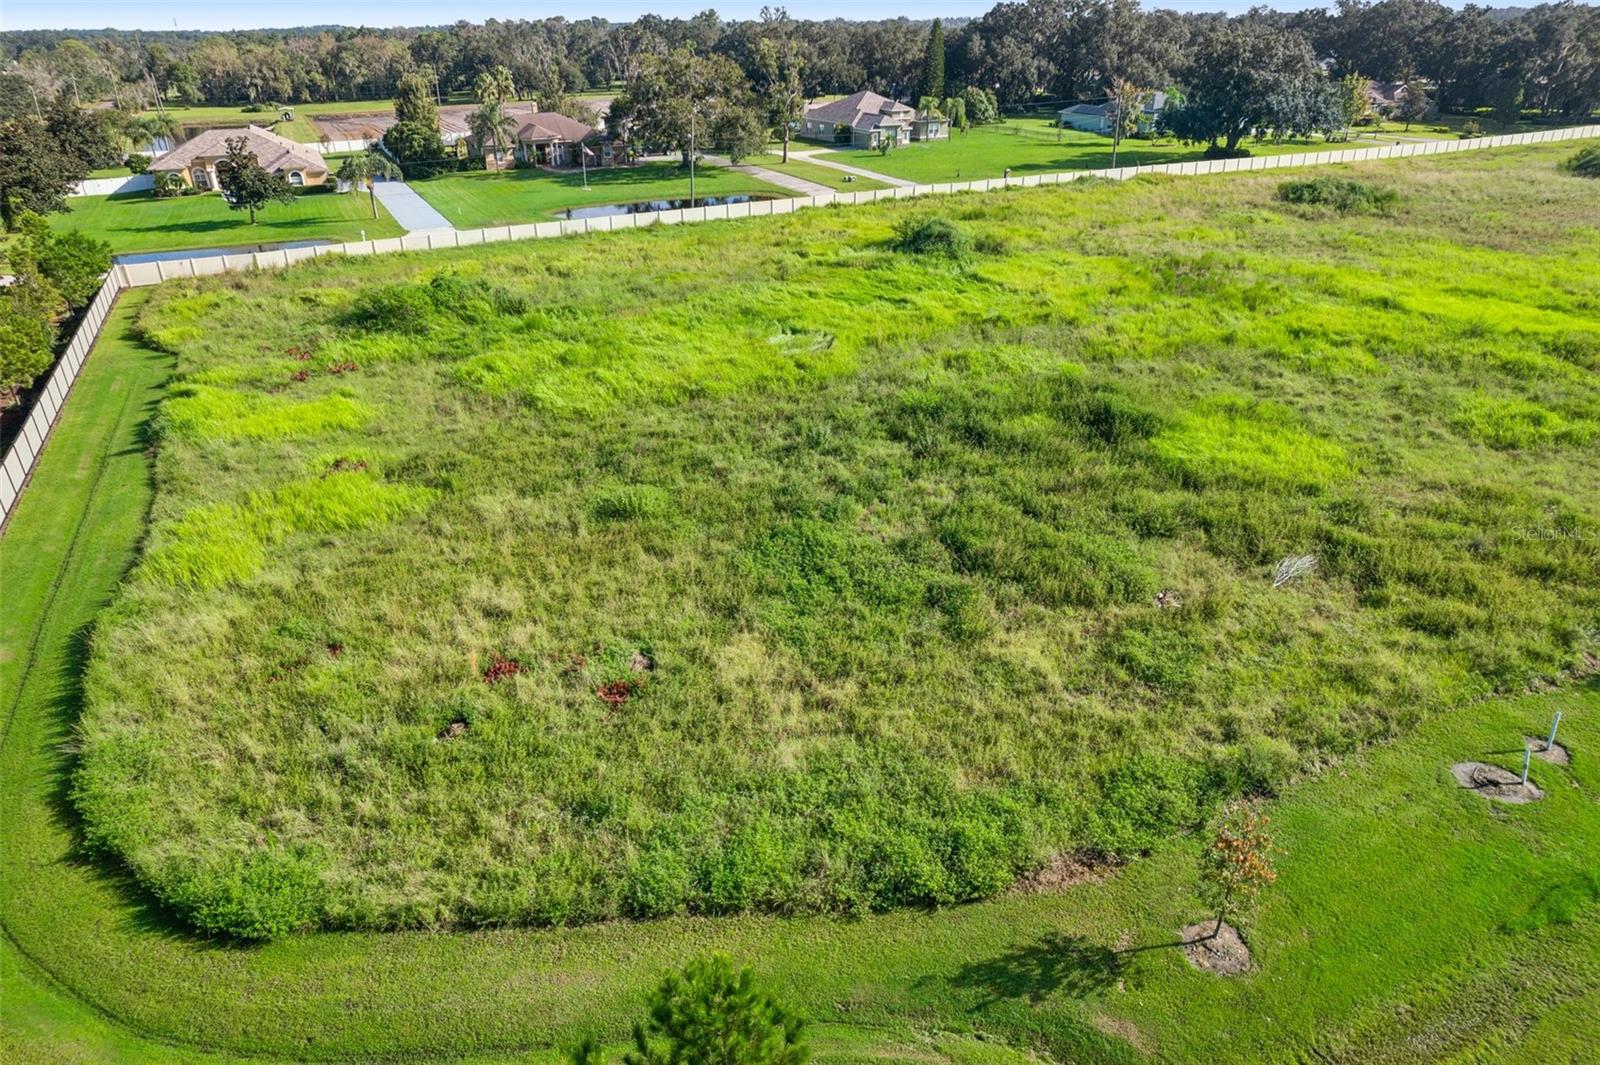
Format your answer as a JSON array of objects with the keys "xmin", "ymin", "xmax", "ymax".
[
  {"xmin": 114, "ymin": 240, "xmax": 332, "ymax": 266},
  {"xmin": 556, "ymin": 193, "xmax": 781, "ymax": 220}
]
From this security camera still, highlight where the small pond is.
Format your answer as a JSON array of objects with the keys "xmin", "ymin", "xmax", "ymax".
[
  {"xmin": 114, "ymin": 240, "xmax": 332, "ymax": 266},
  {"xmin": 555, "ymin": 194, "xmax": 782, "ymax": 220}
]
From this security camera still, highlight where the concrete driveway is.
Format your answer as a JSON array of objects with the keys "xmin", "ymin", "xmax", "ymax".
[{"xmin": 370, "ymin": 178, "xmax": 453, "ymax": 233}]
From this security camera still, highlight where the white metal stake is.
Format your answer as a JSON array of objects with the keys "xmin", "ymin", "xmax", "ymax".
[
  {"xmin": 1521, "ymin": 745, "xmax": 1532, "ymax": 787},
  {"xmin": 1546, "ymin": 711, "xmax": 1562, "ymax": 750}
]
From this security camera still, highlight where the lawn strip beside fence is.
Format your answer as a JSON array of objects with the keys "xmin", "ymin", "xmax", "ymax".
[
  {"xmin": 0, "ymin": 272, "xmax": 124, "ymax": 524},
  {"xmin": 5, "ymin": 123, "xmax": 1597, "ymax": 525}
]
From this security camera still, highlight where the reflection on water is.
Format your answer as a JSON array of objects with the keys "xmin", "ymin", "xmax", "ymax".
[
  {"xmin": 557, "ymin": 194, "xmax": 781, "ymax": 220},
  {"xmin": 114, "ymin": 240, "xmax": 331, "ymax": 266}
]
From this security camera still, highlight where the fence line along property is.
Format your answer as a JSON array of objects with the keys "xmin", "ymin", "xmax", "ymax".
[{"xmin": 4, "ymin": 123, "xmax": 1597, "ymax": 524}]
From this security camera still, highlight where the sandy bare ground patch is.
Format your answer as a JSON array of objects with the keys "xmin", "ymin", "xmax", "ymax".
[
  {"xmin": 1524, "ymin": 737, "xmax": 1571, "ymax": 766},
  {"xmin": 1451, "ymin": 761, "xmax": 1545, "ymax": 803},
  {"xmin": 1181, "ymin": 922, "xmax": 1251, "ymax": 975}
]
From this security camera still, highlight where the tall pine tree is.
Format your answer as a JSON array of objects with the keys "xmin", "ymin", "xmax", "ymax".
[{"xmin": 919, "ymin": 20, "xmax": 945, "ymax": 105}]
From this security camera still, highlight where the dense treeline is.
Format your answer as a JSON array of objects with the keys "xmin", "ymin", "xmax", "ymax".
[{"xmin": 3, "ymin": 2, "xmax": 1598, "ymax": 119}]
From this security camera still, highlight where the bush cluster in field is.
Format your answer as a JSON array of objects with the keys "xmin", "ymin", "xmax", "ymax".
[
  {"xmin": 74, "ymin": 147, "xmax": 1600, "ymax": 937},
  {"xmin": 1276, "ymin": 176, "xmax": 1399, "ymax": 213}
]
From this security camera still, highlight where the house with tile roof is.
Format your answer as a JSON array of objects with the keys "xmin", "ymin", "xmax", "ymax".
[
  {"xmin": 512, "ymin": 112, "xmax": 622, "ymax": 168},
  {"xmin": 800, "ymin": 91, "xmax": 949, "ymax": 149},
  {"xmin": 149, "ymin": 125, "xmax": 329, "ymax": 191}
]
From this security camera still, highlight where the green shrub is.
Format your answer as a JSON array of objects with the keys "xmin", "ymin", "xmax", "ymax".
[
  {"xmin": 343, "ymin": 272, "xmax": 523, "ymax": 335},
  {"xmin": 126, "ymin": 153, "xmax": 150, "ymax": 174},
  {"xmin": 1087, "ymin": 755, "xmax": 1204, "ymax": 857},
  {"xmin": 701, "ymin": 819, "xmax": 799, "ymax": 913},
  {"xmin": 156, "ymin": 849, "xmax": 325, "ymax": 940},
  {"xmin": 1560, "ymin": 145, "xmax": 1600, "ymax": 178},
  {"xmin": 862, "ymin": 831, "xmax": 951, "ymax": 907},
  {"xmin": 1211, "ymin": 735, "xmax": 1301, "ymax": 797},
  {"xmin": 892, "ymin": 216, "xmax": 971, "ymax": 259},
  {"xmin": 628, "ymin": 845, "xmax": 695, "ymax": 918},
  {"xmin": 1277, "ymin": 177, "xmax": 1398, "ymax": 213}
]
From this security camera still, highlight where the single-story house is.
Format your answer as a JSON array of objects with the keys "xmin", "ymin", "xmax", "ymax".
[
  {"xmin": 1057, "ymin": 91, "xmax": 1168, "ymax": 135},
  {"xmin": 512, "ymin": 112, "xmax": 621, "ymax": 168},
  {"xmin": 149, "ymin": 125, "xmax": 329, "ymax": 190},
  {"xmin": 800, "ymin": 91, "xmax": 948, "ymax": 149}
]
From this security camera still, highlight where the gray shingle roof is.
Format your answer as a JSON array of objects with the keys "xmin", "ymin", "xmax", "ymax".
[
  {"xmin": 805, "ymin": 91, "xmax": 915, "ymax": 132},
  {"xmin": 150, "ymin": 125, "xmax": 327, "ymax": 175}
]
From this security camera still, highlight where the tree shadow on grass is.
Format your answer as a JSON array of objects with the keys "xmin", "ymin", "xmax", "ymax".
[{"xmin": 943, "ymin": 932, "xmax": 1127, "ymax": 1007}]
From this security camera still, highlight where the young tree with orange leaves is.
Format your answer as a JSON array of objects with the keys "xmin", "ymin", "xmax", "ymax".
[{"xmin": 1198, "ymin": 799, "xmax": 1277, "ymax": 938}]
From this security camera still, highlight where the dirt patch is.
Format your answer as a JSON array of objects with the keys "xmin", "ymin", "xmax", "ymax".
[
  {"xmin": 596, "ymin": 679, "xmax": 637, "ymax": 705},
  {"xmin": 1450, "ymin": 761, "xmax": 1544, "ymax": 803},
  {"xmin": 1524, "ymin": 737, "xmax": 1571, "ymax": 766},
  {"xmin": 1089, "ymin": 1012, "xmax": 1150, "ymax": 1053},
  {"xmin": 1181, "ymin": 922, "xmax": 1251, "ymax": 975},
  {"xmin": 630, "ymin": 650, "xmax": 655, "ymax": 673},
  {"xmin": 1010, "ymin": 852, "xmax": 1114, "ymax": 894},
  {"xmin": 435, "ymin": 719, "xmax": 468, "ymax": 742}
]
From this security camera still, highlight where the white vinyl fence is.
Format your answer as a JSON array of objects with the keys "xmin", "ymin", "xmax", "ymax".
[
  {"xmin": 0, "ymin": 270, "xmax": 124, "ymax": 522},
  {"xmin": 4, "ymin": 123, "xmax": 1597, "ymax": 524},
  {"xmin": 69, "ymin": 174, "xmax": 157, "ymax": 197}
]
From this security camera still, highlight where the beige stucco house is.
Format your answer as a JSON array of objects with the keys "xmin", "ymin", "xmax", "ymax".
[
  {"xmin": 149, "ymin": 125, "xmax": 330, "ymax": 191},
  {"xmin": 800, "ymin": 91, "xmax": 949, "ymax": 149}
]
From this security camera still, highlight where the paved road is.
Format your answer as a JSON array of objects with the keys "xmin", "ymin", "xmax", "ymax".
[
  {"xmin": 787, "ymin": 149, "xmax": 914, "ymax": 188},
  {"xmin": 704, "ymin": 155, "xmax": 834, "ymax": 196},
  {"xmin": 371, "ymin": 178, "xmax": 454, "ymax": 233}
]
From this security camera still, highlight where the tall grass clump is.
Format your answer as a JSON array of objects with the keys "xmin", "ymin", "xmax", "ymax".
[
  {"xmin": 892, "ymin": 216, "xmax": 972, "ymax": 259},
  {"xmin": 158, "ymin": 384, "xmax": 369, "ymax": 442},
  {"xmin": 140, "ymin": 472, "xmax": 433, "ymax": 588},
  {"xmin": 1559, "ymin": 145, "xmax": 1600, "ymax": 178},
  {"xmin": 1276, "ymin": 176, "xmax": 1398, "ymax": 213}
]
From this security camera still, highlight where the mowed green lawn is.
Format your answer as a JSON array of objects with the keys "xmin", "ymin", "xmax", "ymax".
[
  {"xmin": 51, "ymin": 188, "xmax": 405, "ymax": 255},
  {"xmin": 409, "ymin": 160, "xmax": 791, "ymax": 226},
  {"xmin": 817, "ymin": 117, "xmax": 1345, "ymax": 183},
  {"xmin": 3, "ymin": 143, "xmax": 1598, "ymax": 1063},
  {"xmin": 744, "ymin": 151, "xmax": 893, "ymax": 191}
]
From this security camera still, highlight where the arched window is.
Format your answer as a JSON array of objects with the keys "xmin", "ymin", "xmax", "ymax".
[{"xmin": 289, "ymin": 171, "xmax": 305, "ymax": 186}]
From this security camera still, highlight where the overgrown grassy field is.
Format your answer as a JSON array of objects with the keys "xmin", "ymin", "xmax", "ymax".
[
  {"xmin": 817, "ymin": 117, "xmax": 1353, "ymax": 182},
  {"xmin": 3, "ymin": 144, "xmax": 1599, "ymax": 1063},
  {"xmin": 51, "ymin": 187, "xmax": 405, "ymax": 255},
  {"xmin": 67, "ymin": 144, "xmax": 1600, "ymax": 942},
  {"xmin": 409, "ymin": 160, "xmax": 790, "ymax": 226}
]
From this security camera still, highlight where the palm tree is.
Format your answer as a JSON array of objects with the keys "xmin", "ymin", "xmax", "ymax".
[
  {"xmin": 337, "ymin": 148, "xmax": 402, "ymax": 218},
  {"xmin": 473, "ymin": 65, "xmax": 516, "ymax": 106},
  {"xmin": 469, "ymin": 101, "xmax": 516, "ymax": 167},
  {"xmin": 133, "ymin": 111, "xmax": 181, "ymax": 155}
]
